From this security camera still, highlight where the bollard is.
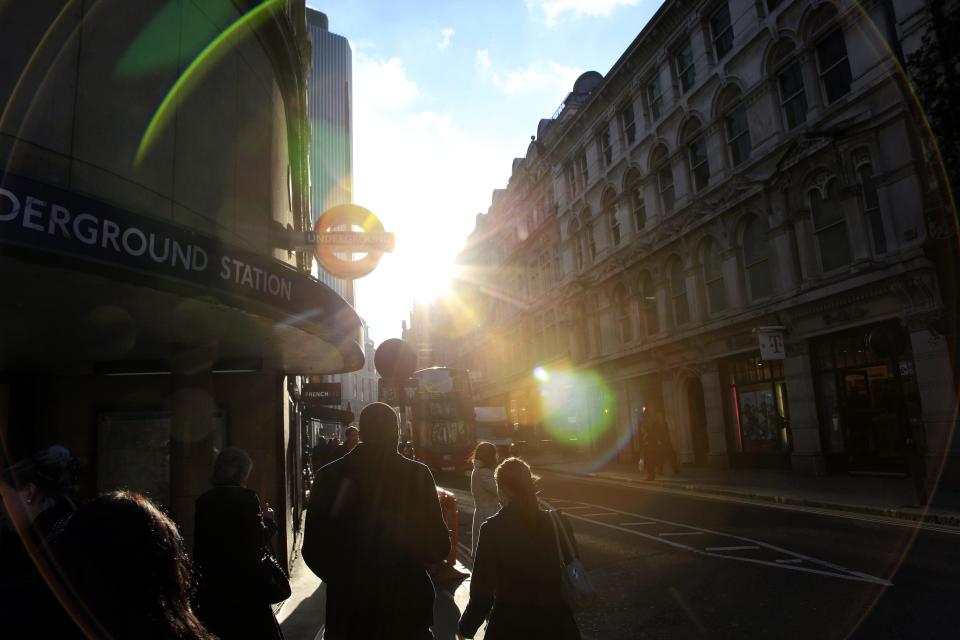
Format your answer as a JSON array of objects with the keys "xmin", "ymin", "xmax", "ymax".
[{"xmin": 436, "ymin": 487, "xmax": 458, "ymax": 566}]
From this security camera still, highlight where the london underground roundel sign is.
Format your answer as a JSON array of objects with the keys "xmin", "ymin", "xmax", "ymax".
[{"xmin": 313, "ymin": 204, "xmax": 395, "ymax": 279}]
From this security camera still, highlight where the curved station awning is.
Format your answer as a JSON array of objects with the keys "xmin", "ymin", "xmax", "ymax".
[{"xmin": 0, "ymin": 173, "xmax": 363, "ymax": 375}]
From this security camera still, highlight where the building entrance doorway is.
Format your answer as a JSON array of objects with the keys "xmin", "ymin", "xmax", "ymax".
[{"xmin": 687, "ymin": 377, "xmax": 709, "ymax": 466}]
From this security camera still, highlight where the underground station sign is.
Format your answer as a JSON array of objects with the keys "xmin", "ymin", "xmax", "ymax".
[{"xmin": 306, "ymin": 204, "xmax": 395, "ymax": 279}]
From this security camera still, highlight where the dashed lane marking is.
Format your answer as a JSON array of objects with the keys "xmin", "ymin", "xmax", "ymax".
[
  {"xmin": 541, "ymin": 498, "xmax": 893, "ymax": 587},
  {"xmin": 707, "ymin": 546, "xmax": 761, "ymax": 552},
  {"xmin": 620, "ymin": 522, "xmax": 657, "ymax": 526},
  {"xmin": 660, "ymin": 531, "xmax": 705, "ymax": 537},
  {"xmin": 582, "ymin": 512, "xmax": 620, "ymax": 517}
]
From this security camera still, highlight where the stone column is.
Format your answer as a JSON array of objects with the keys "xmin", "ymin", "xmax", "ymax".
[
  {"xmin": 700, "ymin": 362, "xmax": 730, "ymax": 469},
  {"xmin": 799, "ymin": 52, "xmax": 824, "ymax": 120},
  {"xmin": 769, "ymin": 224, "xmax": 800, "ymax": 291},
  {"xmin": 793, "ymin": 211, "xmax": 819, "ymax": 281},
  {"xmin": 643, "ymin": 175, "xmax": 661, "ymax": 225},
  {"xmin": 685, "ymin": 267, "xmax": 706, "ymax": 324},
  {"xmin": 671, "ymin": 151, "xmax": 691, "ymax": 210},
  {"xmin": 783, "ymin": 340, "xmax": 826, "ymax": 474},
  {"xmin": 706, "ymin": 121, "xmax": 729, "ymax": 180},
  {"xmin": 721, "ymin": 248, "xmax": 747, "ymax": 310},
  {"xmin": 908, "ymin": 321, "xmax": 958, "ymax": 503}
]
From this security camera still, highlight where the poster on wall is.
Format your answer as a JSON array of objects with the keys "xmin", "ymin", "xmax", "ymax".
[{"xmin": 737, "ymin": 389, "xmax": 779, "ymax": 450}]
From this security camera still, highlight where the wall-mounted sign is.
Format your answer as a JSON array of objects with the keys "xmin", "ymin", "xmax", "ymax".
[
  {"xmin": 758, "ymin": 328, "xmax": 786, "ymax": 360},
  {"xmin": 0, "ymin": 174, "xmax": 360, "ymax": 342},
  {"xmin": 312, "ymin": 204, "xmax": 395, "ymax": 279},
  {"xmin": 302, "ymin": 382, "xmax": 342, "ymax": 406}
]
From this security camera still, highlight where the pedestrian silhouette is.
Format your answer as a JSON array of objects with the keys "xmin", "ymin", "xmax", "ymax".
[
  {"xmin": 303, "ymin": 402, "xmax": 450, "ymax": 639},
  {"xmin": 57, "ymin": 490, "xmax": 215, "ymax": 640},
  {"xmin": 469, "ymin": 441, "xmax": 500, "ymax": 556},
  {"xmin": 193, "ymin": 447, "xmax": 284, "ymax": 640},
  {"xmin": 0, "ymin": 446, "xmax": 80, "ymax": 638},
  {"xmin": 459, "ymin": 457, "xmax": 581, "ymax": 639}
]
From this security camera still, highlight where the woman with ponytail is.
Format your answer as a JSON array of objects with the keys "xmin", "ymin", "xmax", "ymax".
[{"xmin": 458, "ymin": 457, "xmax": 581, "ymax": 639}]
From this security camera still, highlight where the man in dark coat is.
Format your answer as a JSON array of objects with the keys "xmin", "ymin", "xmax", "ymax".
[{"xmin": 303, "ymin": 403, "xmax": 450, "ymax": 639}]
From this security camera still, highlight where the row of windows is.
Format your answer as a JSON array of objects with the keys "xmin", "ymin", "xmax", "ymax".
[{"xmin": 564, "ymin": 4, "xmax": 853, "ymax": 212}]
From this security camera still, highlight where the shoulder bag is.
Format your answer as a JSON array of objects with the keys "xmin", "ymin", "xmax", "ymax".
[
  {"xmin": 258, "ymin": 545, "xmax": 292, "ymax": 604},
  {"xmin": 547, "ymin": 509, "xmax": 597, "ymax": 611}
]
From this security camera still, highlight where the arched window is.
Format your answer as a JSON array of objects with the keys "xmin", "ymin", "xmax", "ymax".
[
  {"xmin": 569, "ymin": 217, "xmax": 583, "ymax": 271},
  {"xmin": 742, "ymin": 216, "xmax": 773, "ymax": 300},
  {"xmin": 809, "ymin": 5, "xmax": 852, "ymax": 104},
  {"xmin": 718, "ymin": 86, "xmax": 751, "ymax": 167},
  {"xmin": 652, "ymin": 145, "xmax": 674, "ymax": 213},
  {"xmin": 603, "ymin": 189, "xmax": 621, "ymax": 248},
  {"xmin": 639, "ymin": 272, "xmax": 659, "ymax": 335},
  {"xmin": 669, "ymin": 258, "xmax": 689, "ymax": 326},
  {"xmin": 770, "ymin": 39, "xmax": 807, "ymax": 130},
  {"xmin": 683, "ymin": 119, "xmax": 710, "ymax": 193},
  {"xmin": 625, "ymin": 168, "xmax": 646, "ymax": 232},
  {"xmin": 857, "ymin": 161, "xmax": 887, "ymax": 254},
  {"xmin": 702, "ymin": 239, "xmax": 727, "ymax": 313},
  {"xmin": 614, "ymin": 284, "xmax": 632, "ymax": 344},
  {"xmin": 809, "ymin": 178, "xmax": 852, "ymax": 271},
  {"xmin": 583, "ymin": 208, "xmax": 597, "ymax": 262}
]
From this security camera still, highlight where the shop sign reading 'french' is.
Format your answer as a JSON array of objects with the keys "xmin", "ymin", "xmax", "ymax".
[{"xmin": 0, "ymin": 174, "xmax": 348, "ymax": 324}]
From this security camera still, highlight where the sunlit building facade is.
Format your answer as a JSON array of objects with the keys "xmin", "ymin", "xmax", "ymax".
[
  {"xmin": 455, "ymin": 0, "xmax": 957, "ymax": 493},
  {"xmin": 0, "ymin": 1, "xmax": 364, "ymax": 565}
]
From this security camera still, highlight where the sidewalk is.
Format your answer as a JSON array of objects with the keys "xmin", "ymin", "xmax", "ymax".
[
  {"xmin": 524, "ymin": 449, "xmax": 960, "ymax": 528},
  {"xmin": 276, "ymin": 523, "xmax": 480, "ymax": 640}
]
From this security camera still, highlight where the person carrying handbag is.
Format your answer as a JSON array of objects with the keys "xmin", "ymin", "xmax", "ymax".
[
  {"xmin": 194, "ymin": 447, "xmax": 285, "ymax": 640},
  {"xmin": 459, "ymin": 458, "xmax": 582, "ymax": 640}
]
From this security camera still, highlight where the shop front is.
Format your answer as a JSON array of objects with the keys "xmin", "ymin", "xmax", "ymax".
[
  {"xmin": 811, "ymin": 323, "xmax": 924, "ymax": 475},
  {"xmin": 721, "ymin": 352, "xmax": 792, "ymax": 469}
]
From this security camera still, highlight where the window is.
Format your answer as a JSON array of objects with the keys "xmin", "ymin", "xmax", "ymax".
[
  {"xmin": 726, "ymin": 354, "xmax": 789, "ymax": 453},
  {"xmin": 702, "ymin": 239, "xmax": 727, "ymax": 313},
  {"xmin": 859, "ymin": 163, "xmax": 887, "ymax": 254},
  {"xmin": 778, "ymin": 62, "xmax": 807, "ymax": 129},
  {"xmin": 575, "ymin": 150, "xmax": 589, "ymax": 191},
  {"xmin": 726, "ymin": 102, "xmax": 751, "ymax": 166},
  {"xmin": 810, "ymin": 179, "xmax": 852, "ymax": 271},
  {"xmin": 563, "ymin": 162, "xmax": 576, "ymax": 200},
  {"xmin": 676, "ymin": 39, "xmax": 696, "ymax": 93},
  {"xmin": 639, "ymin": 272, "xmax": 659, "ymax": 335},
  {"xmin": 742, "ymin": 216, "xmax": 773, "ymax": 299},
  {"xmin": 586, "ymin": 220, "xmax": 597, "ymax": 262},
  {"xmin": 604, "ymin": 191, "xmax": 621, "ymax": 247},
  {"xmin": 598, "ymin": 126, "xmax": 612, "ymax": 167},
  {"xmin": 817, "ymin": 28, "xmax": 852, "ymax": 104},
  {"xmin": 630, "ymin": 182, "xmax": 646, "ymax": 231},
  {"xmin": 619, "ymin": 102, "xmax": 637, "ymax": 146},
  {"xmin": 570, "ymin": 218, "xmax": 583, "ymax": 271},
  {"xmin": 688, "ymin": 135, "xmax": 710, "ymax": 192},
  {"xmin": 710, "ymin": 3, "xmax": 734, "ymax": 60},
  {"xmin": 647, "ymin": 74, "xmax": 663, "ymax": 120},
  {"xmin": 614, "ymin": 286, "xmax": 632, "ymax": 344},
  {"xmin": 669, "ymin": 259, "xmax": 689, "ymax": 325},
  {"xmin": 657, "ymin": 159, "xmax": 674, "ymax": 213}
]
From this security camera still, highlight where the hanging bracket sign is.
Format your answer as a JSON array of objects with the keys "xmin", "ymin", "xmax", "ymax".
[
  {"xmin": 309, "ymin": 204, "xmax": 395, "ymax": 279},
  {"xmin": 757, "ymin": 326, "xmax": 786, "ymax": 360}
]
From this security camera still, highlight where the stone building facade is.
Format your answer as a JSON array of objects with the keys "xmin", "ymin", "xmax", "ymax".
[{"xmin": 456, "ymin": 0, "xmax": 956, "ymax": 492}]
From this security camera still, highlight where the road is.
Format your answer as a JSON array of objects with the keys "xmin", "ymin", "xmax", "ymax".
[{"xmin": 435, "ymin": 471, "xmax": 960, "ymax": 640}]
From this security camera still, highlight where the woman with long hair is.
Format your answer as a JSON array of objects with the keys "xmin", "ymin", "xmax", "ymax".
[
  {"xmin": 56, "ymin": 491, "xmax": 215, "ymax": 639},
  {"xmin": 469, "ymin": 441, "xmax": 499, "ymax": 556},
  {"xmin": 459, "ymin": 457, "xmax": 581, "ymax": 639},
  {"xmin": 193, "ymin": 447, "xmax": 284, "ymax": 640},
  {"xmin": 0, "ymin": 446, "xmax": 80, "ymax": 637}
]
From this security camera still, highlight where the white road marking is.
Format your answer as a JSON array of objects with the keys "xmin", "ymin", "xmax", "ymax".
[
  {"xmin": 540, "ymin": 498, "xmax": 893, "ymax": 587},
  {"xmin": 707, "ymin": 546, "xmax": 761, "ymax": 552},
  {"xmin": 620, "ymin": 522, "xmax": 657, "ymax": 526},
  {"xmin": 539, "ymin": 472, "xmax": 960, "ymax": 536},
  {"xmin": 556, "ymin": 506, "xmax": 592, "ymax": 510},
  {"xmin": 660, "ymin": 531, "xmax": 704, "ymax": 537},
  {"xmin": 582, "ymin": 512, "xmax": 620, "ymax": 517}
]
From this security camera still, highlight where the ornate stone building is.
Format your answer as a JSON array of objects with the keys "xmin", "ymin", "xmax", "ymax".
[{"xmin": 456, "ymin": 0, "xmax": 956, "ymax": 492}]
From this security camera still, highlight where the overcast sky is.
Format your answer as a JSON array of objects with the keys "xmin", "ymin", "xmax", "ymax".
[{"xmin": 305, "ymin": 0, "xmax": 660, "ymax": 345}]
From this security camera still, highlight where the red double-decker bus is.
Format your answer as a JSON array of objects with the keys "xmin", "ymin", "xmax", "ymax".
[{"xmin": 407, "ymin": 367, "xmax": 476, "ymax": 471}]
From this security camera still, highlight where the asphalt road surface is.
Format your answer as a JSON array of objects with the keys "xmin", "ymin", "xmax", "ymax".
[{"xmin": 435, "ymin": 471, "xmax": 960, "ymax": 640}]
